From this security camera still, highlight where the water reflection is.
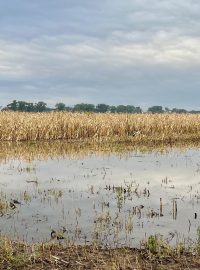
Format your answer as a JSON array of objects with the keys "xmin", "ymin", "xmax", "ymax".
[
  {"xmin": 0, "ymin": 142, "xmax": 199, "ymax": 247},
  {"xmin": 1, "ymin": 140, "xmax": 200, "ymax": 161}
]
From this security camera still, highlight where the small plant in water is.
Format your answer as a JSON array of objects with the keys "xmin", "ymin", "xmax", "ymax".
[
  {"xmin": 146, "ymin": 235, "xmax": 158, "ymax": 254},
  {"xmin": 0, "ymin": 199, "xmax": 9, "ymax": 215}
]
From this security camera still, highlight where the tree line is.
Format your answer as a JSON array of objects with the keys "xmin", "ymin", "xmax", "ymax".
[{"xmin": 1, "ymin": 100, "xmax": 200, "ymax": 114}]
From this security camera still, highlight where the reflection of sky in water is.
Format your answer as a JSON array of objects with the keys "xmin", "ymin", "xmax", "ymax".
[{"xmin": 0, "ymin": 149, "xmax": 199, "ymax": 246}]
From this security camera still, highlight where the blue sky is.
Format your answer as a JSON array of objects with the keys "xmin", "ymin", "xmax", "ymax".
[{"xmin": 0, "ymin": 0, "xmax": 200, "ymax": 109}]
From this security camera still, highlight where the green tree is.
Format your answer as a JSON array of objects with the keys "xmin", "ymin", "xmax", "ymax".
[
  {"xmin": 18, "ymin": 101, "xmax": 27, "ymax": 111},
  {"xmin": 26, "ymin": 102, "xmax": 35, "ymax": 112},
  {"xmin": 109, "ymin": 106, "xmax": 117, "ymax": 113},
  {"xmin": 65, "ymin": 106, "xmax": 73, "ymax": 112},
  {"xmin": 7, "ymin": 100, "xmax": 18, "ymax": 111},
  {"xmin": 126, "ymin": 105, "xmax": 137, "ymax": 113},
  {"xmin": 55, "ymin": 102, "xmax": 66, "ymax": 111},
  {"xmin": 148, "ymin": 106, "xmax": 164, "ymax": 114},
  {"xmin": 171, "ymin": 108, "xmax": 187, "ymax": 114},
  {"xmin": 116, "ymin": 105, "xmax": 127, "ymax": 113},
  {"xmin": 73, "ymin": 103, "xmax": 95, "ymax": 112},
  {"xmin": 135, "ymin": 106, "xmax": 142, "ymax": 113},
  {"xmin": 35, "ymin": 101, "xmax": 47, "ymax": 112},
  {"xmin": 96, "ymin": 104, "xmax": 109, "ymax": 113}
]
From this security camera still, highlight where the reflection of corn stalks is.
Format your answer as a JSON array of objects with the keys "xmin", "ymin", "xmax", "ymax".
[
  {"xmin": 147, "ymin": 209, "xmax": 159, "ymax": 218},
  {"xmin": 125, "ymin": 214, "xmax": 134, "ymax": 234},
  {"xmin": 113, "ymin": 213, "xmax": 123, "ymax": 233},
  {"xmin": 132, "ymin": 205, "xmax": 144, "ymax": 218},
  {"xmin": 115, "ymin": 188, "xmax": 124, "ymax": 211},
  {"xmin": 17, "ymin": 164, "xmax": 36, "ymax": 173},
  {"xmin": 95, "ymin": 212, "xmax": 111, "ymax": 224},
  {"xmin": 172, "ymin": 199, "xmax": 177, "ymax": 220},
  {"xmin": 0, "ymin": 139, "xmax": 199, "ymax": 163},
  {"xmin": 75, "ymin": 225, "xmax": 82, "ymax": 239},
  {"xmin": 47, "ymin": 189, "xmax": 63, "ymax": 203},
  {"xmin": 75, "ymin": 208, "xmax": 82, "ymax": 225},
  {"xmin": 75, "ymin": 208, "xmax": 82, "ymax": 217},
  {"xmin": 37, "ymin": 189, "xmax": 64, "ymax": 204},
  {"xmin": 93, "ymin": 212, "xmax": 111, "ymax": 239},
  {"xmin": 160, "ymin": 198, "xmax": 163, "ymax": 217}
]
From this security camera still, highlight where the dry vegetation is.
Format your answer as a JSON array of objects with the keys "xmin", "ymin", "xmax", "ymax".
[
  {"xmin": 1, "ymin": 112, "xmax": 200, "ymax": 143},
  {"xmin": 0, "ymin": 236, "xmax": 200, "ymax": 270}
]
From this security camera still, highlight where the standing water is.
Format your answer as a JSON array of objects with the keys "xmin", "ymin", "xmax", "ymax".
[{"xmin": 0, "ymin": 143, "xmax": 199, "ymax": 247}]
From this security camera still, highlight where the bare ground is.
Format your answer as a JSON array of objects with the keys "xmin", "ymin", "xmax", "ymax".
[{"xmin": 1, "ymin": 244, "xmax": 200, "ymax": 270}]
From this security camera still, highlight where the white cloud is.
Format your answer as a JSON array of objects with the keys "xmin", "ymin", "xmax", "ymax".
[{"xmin": 0, "ymin": 32, "xmax": 200, "ymax": 82}]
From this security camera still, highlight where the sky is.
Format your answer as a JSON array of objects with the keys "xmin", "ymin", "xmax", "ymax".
[{"xmin": 0, "ymin": 0, "xmax": 200, "ymax": 109}]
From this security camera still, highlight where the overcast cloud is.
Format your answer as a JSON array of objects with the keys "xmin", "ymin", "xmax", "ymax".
[{"xmin": 0, "ymin": 0, "xmax": 200, "ymax": 109}]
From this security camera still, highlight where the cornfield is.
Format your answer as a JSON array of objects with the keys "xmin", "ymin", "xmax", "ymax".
[{"xmin": 0, "ymin": 111, "xmax": 200, "ymax": 143}]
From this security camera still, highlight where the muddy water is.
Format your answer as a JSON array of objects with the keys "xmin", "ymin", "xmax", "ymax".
[{"xmin": 0, "ymin": 147, "xmax": 199, "ymax": 247}]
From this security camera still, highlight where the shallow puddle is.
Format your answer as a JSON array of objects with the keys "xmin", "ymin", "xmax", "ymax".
[{"xmin": 0, "ymin": 145, "xmax": 199, "ymax": 247}]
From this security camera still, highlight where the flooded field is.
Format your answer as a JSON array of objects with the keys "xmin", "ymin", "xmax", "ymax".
[{"xmin": 0, "ymin": 143, "xmax": 199, "ymax": 248}]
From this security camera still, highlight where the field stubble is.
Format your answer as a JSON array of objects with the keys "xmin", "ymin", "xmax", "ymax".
[{"xmin": 1, "ymin": 235, "xmax": 200, "ymax": 270}]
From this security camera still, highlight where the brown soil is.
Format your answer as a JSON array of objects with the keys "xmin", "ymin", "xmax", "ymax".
[{"xmin": 1, "ymin": 244, "xmax": 200, "ymax": 270}]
